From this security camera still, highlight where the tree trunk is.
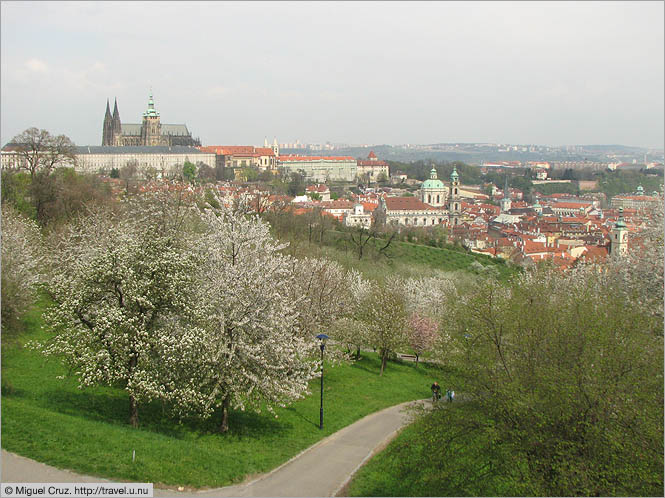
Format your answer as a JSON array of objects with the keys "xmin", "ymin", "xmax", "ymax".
[
  {"xmin": 129, "ymin": 393, "xmax": 139, "ymax": 427},
  {"xmin": 355, "ymin": 346, "xmax": 361, "ymax": 360},
  {"xmin": 415, "ymin": 353, "xmax": 420, "ymax": 367},
  {"xmin": 128, "ymin": 354, "xmax": 139, "ymax": 427},
  {"xmin": 380, "ymin": 350, "xmax": 387, "ymax": 376},
  {"xmin": 218, "ymin": 395, "xmax": 231, "ymax": 433}
]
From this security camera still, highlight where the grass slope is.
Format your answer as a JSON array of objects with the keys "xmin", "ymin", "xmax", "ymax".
[
  {"xmin": 283, "ymin": 230, "xmax": 516, "ymax": 283},
  {"xmin": 1, "ymin": 298, "xmax": 455, "ymax": 488}
]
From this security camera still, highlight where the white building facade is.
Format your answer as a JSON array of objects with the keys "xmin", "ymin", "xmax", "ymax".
[
  {"xmin": 73, "ymin": 146, "xmax": 216, "ymax": 174},
  {"xmin": 278, "ymin": 155, "xmax": 357, "ymax": 182}
]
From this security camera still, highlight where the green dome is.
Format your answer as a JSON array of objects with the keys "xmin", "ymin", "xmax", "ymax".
[
  {"xmin": 422, "ymin": 178, "xmax": 445, "ymax": 189},
  {"xmin": 422, "ymin": 166, "xmax": 444, "ymax": 189},
  {"xmin": 450, "ymin": 166, "xmax": 459, "ymax": 181}
]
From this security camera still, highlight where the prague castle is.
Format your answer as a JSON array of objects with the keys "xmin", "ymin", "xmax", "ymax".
[{"xmin": 102, "ymin": 91, "xmax": 200, "ymax": 147}]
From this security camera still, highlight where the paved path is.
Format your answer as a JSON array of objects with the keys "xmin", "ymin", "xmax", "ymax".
[{"xmin": 1, "ymin": 399, "xmax": 427, "ymax": 497}]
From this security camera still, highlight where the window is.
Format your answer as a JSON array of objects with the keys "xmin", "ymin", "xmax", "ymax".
[
  {"xmin": 436, "ymin": 195, "xmax": 440, "ymax": 203},
  {"xmin": 423, "ymin": 218, "xmax": 427, "ymax": 225}
]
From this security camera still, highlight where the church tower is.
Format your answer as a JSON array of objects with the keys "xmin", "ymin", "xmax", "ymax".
[
  {"xmin": 500, "ymin": 176, "xmax": 512, "ymax": 213},
  {"xmin": 448, "ymin": 165, "xmax": 461, "ymax": 225},
  {"xmin": 102, "ymin": 99, "xmax": 113, "ymax": 145},
  {"xmin": 272, "ymin": 137, "xmax": 279, "ymax": 157},
  {"xmin": 141, "ymin": 90, "xmax": 163, "ymax": 146},
  {"xmin": 112, "ymin": 98, "xmax": 122, "ymax": 145},
  {"xmin": 611, "ymin": 207, "xmax": 628, "ymax": 258}
]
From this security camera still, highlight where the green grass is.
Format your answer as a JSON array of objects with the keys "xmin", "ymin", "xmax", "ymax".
[
  {"xmin": 282, "ymin": 230, "xmax": 517, "ymax": 283},
  {"xmin": 1, "ymin": 297, "xmax": 456, "ymax": 489}
]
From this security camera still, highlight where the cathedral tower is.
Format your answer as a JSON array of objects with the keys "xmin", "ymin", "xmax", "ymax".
[
  {"xmin": 112, "ymin": 98, "xmax": 122, "ymax": 145},
  {"xmin": 102, "ymin": 99, "xmax": 113, "ymax": 145},
  {"xmin": 141, "ymin": 90, "xmax": 163, "ymax": 146}
]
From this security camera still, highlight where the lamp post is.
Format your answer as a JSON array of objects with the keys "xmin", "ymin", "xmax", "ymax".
[{"xmin": 316, "ymin": 333, "xmax": 329, "ymax": 430}]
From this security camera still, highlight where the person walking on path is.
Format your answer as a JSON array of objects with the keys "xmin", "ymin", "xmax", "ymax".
[
  {"xmin": 431, "ymin": 381, "xmax": 441, "ymax": 402},
  {"xmin": 446, "ymin": 389, "xmax": 453, "ymax": 402}
]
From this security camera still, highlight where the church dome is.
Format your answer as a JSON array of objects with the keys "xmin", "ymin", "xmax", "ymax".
[
  {"xmin": 421, "ymin": 178, "xmax": 445, "ymax": 189},
  {"xmin": 421, "ymin": 167, "xmax": 445, "ymax": 190}
]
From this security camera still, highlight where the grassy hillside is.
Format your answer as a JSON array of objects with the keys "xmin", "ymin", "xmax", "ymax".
[
  {"xmin": 1, "ymin": 296, "xmax": 458, "ymax": 488},
  {"xmin": 275, "ymin": 225, "xmax": 516, "ymax": 283}
]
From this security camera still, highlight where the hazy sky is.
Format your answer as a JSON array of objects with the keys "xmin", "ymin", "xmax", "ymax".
[{"xmin": 1, "ymin": 1, "xmax": 663, "ymax": 148}]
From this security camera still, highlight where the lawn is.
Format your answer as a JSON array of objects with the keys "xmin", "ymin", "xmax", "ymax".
[{"xmin": 1, "ymin": 297, "xmax": 455, "ymax": 489}]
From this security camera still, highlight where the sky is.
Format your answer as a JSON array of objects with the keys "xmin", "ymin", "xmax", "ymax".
[{"xmin": 1, "ymin": 1, "xmax": 663, "ymax": 149}]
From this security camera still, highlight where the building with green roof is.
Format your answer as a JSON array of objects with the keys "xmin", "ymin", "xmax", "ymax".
[{"xmin": 419, "ymin": 166, "xmax": 448, "ymax": 207}]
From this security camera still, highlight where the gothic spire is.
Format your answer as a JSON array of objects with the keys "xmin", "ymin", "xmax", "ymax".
[
  {"xmin": 102, "ymin": 99, "xmax": 113, "ymax": 145},
  {"xmin": 112, "ymin": 98, "xmax": 121, "ymax": 136}
]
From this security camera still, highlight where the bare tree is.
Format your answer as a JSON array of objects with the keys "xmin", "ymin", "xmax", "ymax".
[
  {"xmin": 119, "ymin": 160, "xmax": 139, "ymax": 194},
  {"xmin": 8, "ymin": 127, "xmax": 77, "ymax": 178}
]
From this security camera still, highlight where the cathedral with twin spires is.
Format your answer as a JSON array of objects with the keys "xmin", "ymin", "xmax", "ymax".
[{"xmin": 102, "ymin": 91, "xmax": 200, "ymax": 147}]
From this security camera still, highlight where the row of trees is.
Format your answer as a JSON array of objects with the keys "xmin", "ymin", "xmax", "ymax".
[{"xmin": 3, "ymin": 189, "xmax": 449, "ymax": 431}]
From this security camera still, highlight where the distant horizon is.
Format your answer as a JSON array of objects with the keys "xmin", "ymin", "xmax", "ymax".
[{"xmin": 5, "ymin": 132, "xmax": 664, "ymax": 153}]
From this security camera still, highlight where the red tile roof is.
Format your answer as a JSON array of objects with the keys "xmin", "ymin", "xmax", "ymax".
[
  {"xmin": 357, "ymin": 159, "xmax": 389, "ymax": 166},
  {"xmin": 552, "ymin": 202, "xmax": 592, "ymax": 209},
  {"xmin": 368, "ymin": 151, "xmax": 377, "ymax": 159},
  {"xmin": 306, "ymin": 184, "xmax": 330, "ymax": 193},
  {"xmin": 384, "ymin": 197, "xmax": 437, "ymax": 211},
  {"xmin": 199, "ymin": 145, "xmax": 275, "ymax": 156}
]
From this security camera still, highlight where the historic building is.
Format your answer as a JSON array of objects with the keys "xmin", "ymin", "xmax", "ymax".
[
  {"xmin": 380, "ymin": 196, "xmax": 445, "ymax": 227},
  {"xmin": 199, "ymin": 145, "xmax": 277, "ymax": 171},
  {"xmin": 420, "ymin": 167, "xmax": 448, "ymax": 207},
  {"xmin": 74, "ymin": 146, "xmax": 215, "ymax": 174},
  {"xmin": 278, "ymin": 155, "xmax": 357, "ymax": 182},
  {"xmin": 102, "ymin": 92, "xmax": 200, "ymax": 147},
  {"xmin": 356, "ymin": 151, "xmax": 389, "ymax": 183}
]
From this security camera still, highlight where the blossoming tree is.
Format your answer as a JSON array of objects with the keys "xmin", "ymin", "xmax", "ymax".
[{"xmin": 39, "ymin": 193, "xmax": 203, "ymax": 427}]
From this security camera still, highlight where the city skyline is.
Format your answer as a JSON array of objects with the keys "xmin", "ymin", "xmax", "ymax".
[{"xmin": 1, "ymin": 1, "xmax": 663, "ymax": 148}]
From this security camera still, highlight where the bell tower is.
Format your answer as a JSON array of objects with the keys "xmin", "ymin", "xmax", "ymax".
[
  {"xmin": 449, "ymin": 165, "xmax": 461, "ymax": 225},
  {"xmin": 500, "ymin": 176, "xmax": 512, "ymax": 213},
  {"xmin": 611, "ymin": 207, "xmax": 628, "ymax": 258},
  {"xmin": 141, "ymin": 90, "xmax": 163, "ymax": 146}
]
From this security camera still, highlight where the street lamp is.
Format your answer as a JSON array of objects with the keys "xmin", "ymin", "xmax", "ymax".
[{"xmin": 316, "ymin": 333, "xmax": 329, "ymax": 430}]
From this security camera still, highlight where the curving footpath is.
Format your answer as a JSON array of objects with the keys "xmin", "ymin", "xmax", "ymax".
[{"xmin": 1, "ymin": 399, "xmax": 427, "ymax": 497}]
